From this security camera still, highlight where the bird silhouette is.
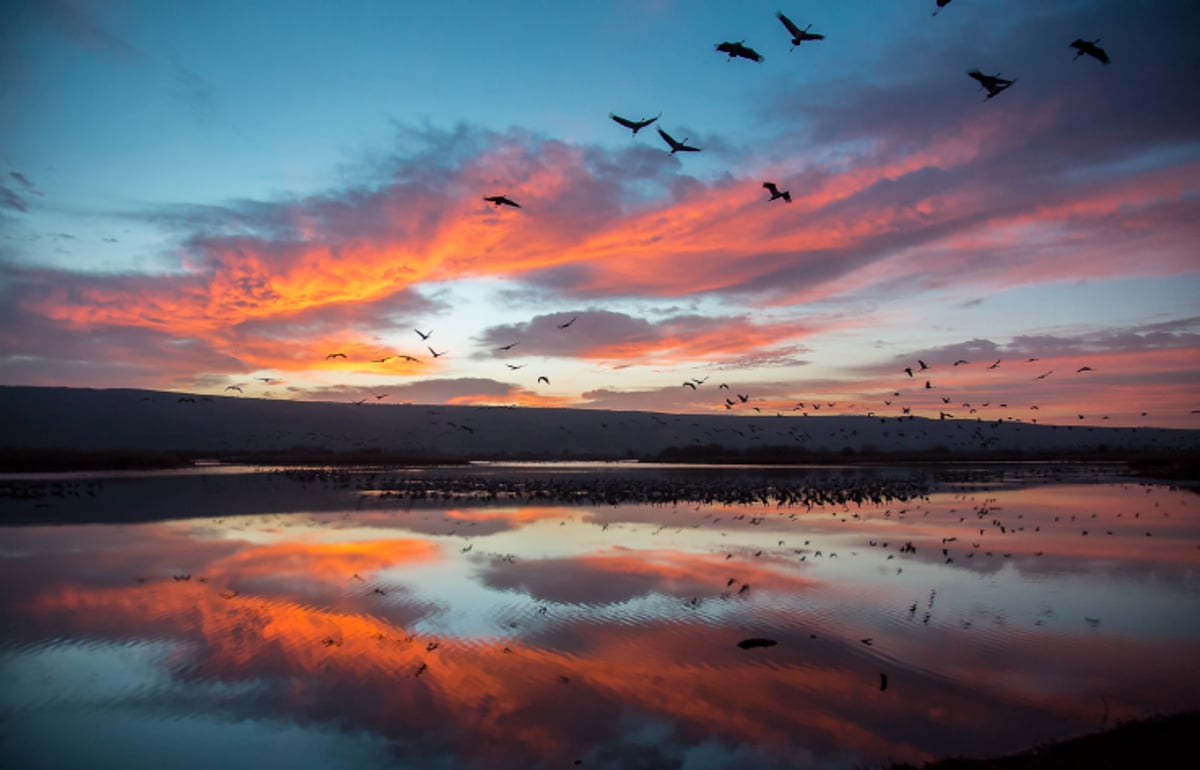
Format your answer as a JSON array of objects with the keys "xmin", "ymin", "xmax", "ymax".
[
  {"xmin": 763, "ymin": 182, "xmax": 791, "ymax": 202},
  {"xmin": 224, "ymin": 385, "xmax": 242, "ymax": 393},
  {"xmin": 428, "ymin": 346, "xmax": 446, "ymax": 358},
  {"xmin": 496, "ymin": 342, "xmax": 519, "ymax": 351},
  {"xmin": 557, "ymin": 316, "xmax": 577, "ymax": 329},
  {"xmin": 968, "ymin": 69, "xmax": 1015, "ymax": 99},
  {"xmin": 1077, "ymin": 366, "xmax": 1094, "ymax": 373},
  {"xmin": 715, "ymin": 41, "xmax": 763, "ymax": 62},
  {"xmin": 609, "ymin": 112, "xmax": 660, "ymax": 135},
  {"xmin": 506, "ymin": 363, "xmax": 526, "ymax": 370},
  {"xmin": 415, "ymin": 329, "xmax": 432, "ymax": 340},
  {"xmin": 683, "ymin": 381, "xmax": 697, "ymax": 390},
  {"xmin": 657, "ymin": 127, "xmax": 700, "ymax": 154},
  {"xmin": 324, "ymin": 352, "xmax": 347, "ymax": 360},
  {"xmin": 953, "ymin": 359, "xmax": 969, "ymax": 366},
  {"xmin": 776, "ymin": 13, "xmax": 824, "ymax": 48},
  {"xmin": 918, "ymin": 360, "xmax": 928, "ymax": 370},
  {"xmin": 537, "ymin": 376, "xmax": 550, "ymax": 385},
  {"xmin": 483, "ymin": 195, "xmax": 520, "ymax": 208},
  {"xmin": 1071, "ymin": 38, "xmax": 1109, "ymax": 64}
]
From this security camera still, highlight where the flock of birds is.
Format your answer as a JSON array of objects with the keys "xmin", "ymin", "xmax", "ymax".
[{"xmin": 196, "ymin": 3, "xmax": 1177, "ymax": 431}]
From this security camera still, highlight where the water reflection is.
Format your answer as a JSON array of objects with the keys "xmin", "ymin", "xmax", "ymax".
[{"xmin": 1, "ymin": 466, "xmax": 1198, "ymax": 769}]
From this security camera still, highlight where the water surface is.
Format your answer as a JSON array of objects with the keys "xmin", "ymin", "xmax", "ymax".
[{"xmin": 2, "ymin": 464, "xmax": 1198, "ymax": 769}]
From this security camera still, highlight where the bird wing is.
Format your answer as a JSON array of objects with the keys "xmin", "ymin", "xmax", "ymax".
[
  {"xmin": 763, "ymin": 182, "xmax": 779, "ymax": 195},
  {"xmin": 609, "ymin": 113, "xmax": 636, "ymax": 129},
  {"xmin": 657, "ymin": 127, "xmax": 679, "ymax": 149},
  {"xmin": 776, "ymin": 11, "xmax": 802, "ymax": 38}
]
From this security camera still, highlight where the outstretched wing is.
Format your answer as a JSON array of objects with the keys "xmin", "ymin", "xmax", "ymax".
[
  {"xmin": 776, "ymin": 11, "xmax": 802, "ymax": 39},
  {"xmin": 657, "ymin": 127, "xmax": 679, "ymax": 149},
  {"xmin": 609, "ymin": 113, "xmax": 636, "ymax": 129},
  {"xmin": 763, "ymin": 182, "xmax": 780, "ymax": 196}
]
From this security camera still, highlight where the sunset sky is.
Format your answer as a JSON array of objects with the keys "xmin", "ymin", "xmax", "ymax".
[{"xmin": 2, "ymin": 0, "xmax": 1198, "ymax": 427}]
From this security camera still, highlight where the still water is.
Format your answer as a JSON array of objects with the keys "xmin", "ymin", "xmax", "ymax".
[{"xmin": 1, "ymin": 464, "xmax": 1198, "ymax": 769}]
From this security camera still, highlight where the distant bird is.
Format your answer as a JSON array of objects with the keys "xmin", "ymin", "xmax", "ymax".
[
  {"xmin": 776, "ymin": 13, "xmax": 824, "ymax": 48},
  {"xmin": 557, "ymin": 316, "xmax": 577, "ymax": 329},
  {"xmin": 496, "ymin": 342, "xmax": 519, "ymax": 351},
  {"xmin": 925, "ymin": 380, "xmax": 933, "ymax": 389},
  {"xmin": 324, "ymin": 352, "xmax": 347, "ymax": 360},
  {"xmin": 988, "ymin": 359, "xmax": 1001, "ymax": 369},
  {"xmin": 736, "ymin": 638, "xmax": 777, "ymax": 649},
  {"xmin": 737, "ymin": 393, "xmax": 749, "ymax": 403},
  {"xmin": 397, "ymin": 355, "xmax": 421, "ymax": 363},
  {"xmin": 968, "ymin": 69, "xmax": 1015, "ymax": 99},
  {"xmin": 506, "ymin": 363, "xmax": 526, "ymax": 370},
  {"xmin": 683, "ymin": 381, "xmax": 697, "ymax": 390},
  {"xmin": 177, "ymin": 396, "xmax": 196, "ymax": 404},
  {"xmin": 428, "ymin": 346, "xmax": 446, "ymax": 359},
  {"xmin": 932, "ymin": 0, "xmax": 953, "ymax": 16},
  {"xmin": 904, "ymin": 367, "xmax": 913, "ymax": 377},
  {"xmin": 374, "ymin": 393, "xmax": 388, "ymax": 401},
  {"xmin": 657, "ymin": 127, "xmax": 700, "ymax": 154},
  {"xmin": 256, "ymin": 377, "xmax": 275, "ymax": 383},
  {"xmin": 715, "ymin": 41, "xmax": 763, "ymax": 62},
  {"xmin": 718, "ymin": 383, "xmax": 729, "ymax": 390},
  {"xmin": 918, "ymin": 360, "xmax": 928, "ymax": 370},
  {"xmin": 1076, "ymin": 366, "xmax": 1094, "ymax": 373},
  {"xmin": 1071, "ymin": 38, "xmax": 1109, "ymax": 64},
  {"xmin": 370, "ymin": 356, "xmax": 393, "ymax": 363},
  {"xmin": 953, "ymin": 359, "xmax": 969, "ymax": 366},
  {"xmin": 415, "ymin": 329, "xmax": 432, "ymax": 340},
  {"xmin": 763, "ymin": 182, "xmax": 791, "ymax": 202},
  {"xmin": 537, "ymin": 376, "xmax": 550, "ymax": 385},
  {"xmin": 224, "ymin": 385, "xmax": 242, "ymax": 394},
  {"xmin": 1035, "ymin": 370, "xmax": 1053, "ymax": 380},
  {"xmin": 609, "ymin": 112, "xmax": 660, "ymax": 135},
  {"xmin": 483, "ymin": 195, "xmax": 520, "ymax": 208}
]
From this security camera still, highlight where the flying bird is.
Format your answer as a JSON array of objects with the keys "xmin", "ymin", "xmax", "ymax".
[
  {"xmin": 324, "ymin": 352, "xmax": 347, "ymax": 360},
  {"xmin": 483, "ymin": 195, "xmax": 520, "ymax": 208},
  {"xmin": 657, "ymin": 127, "xmax": 700, "ymax": 154},
  {"xmin": 715, "ymin": 41, "xmax": 763, "ymax": 63},
  {"xmin": 968, "ymin": 69, "xmax": 1016, "ymax": 99},
  {"xmin": 537, "ymin": 376, "xmax": 550, "ymax": 385},
  {"xmin": 918, "ymin": 360, "xmax": 928, "ymax": 370},
  {"xmin": 428, "ymin": 346, "xmax": 446, "ymax": 358},
  {"xmin": 683, "ymin": 381, "xmax": 697, "ymax": 390},
  {"xmin": 1071, "ymin": 38, "xmax": 1109, "ymax": 64},
  {"xmin": 370, "ymin": 356, "xmax": 393, "ymax": 363},
  {"xmin": 506, "ymin": 363, "xmax": 526, "ymax": 370},
  {"xmin": 953, "ymin": 359, "xmax": 969, "ymax": 366},
  {"xmin": 557, "ymin": 316, "xmax": 577, "ymax": 329},
  {"xmin": 776, "ymin": 13, "xmax": 824, "ymax": 48},
  {"xmin": 1076, "ymin": 366, "xmax": 1094, "ymax": 373},
  {"xmin": 763, "ymin": 182, "xmax": 791, "ymax": 202},
  {"xmin": 415, "ymin": 329, "xmax": 432, "ymax": 340},
  {"xmin": 496, "ymin": 342, "xmax": 520, "ymax": 351},
  {"xmin": 609, "ymin": 112, "xmax": 660, "ymax": 135},
  {"xmin": 224, "ymin": 385, "xmax": 242, "ymax": 394}
]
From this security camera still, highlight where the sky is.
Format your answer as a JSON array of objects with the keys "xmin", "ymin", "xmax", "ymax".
[{"xmin": 1, "ymin": 0, "xmax": 1198, "ymax": 428}]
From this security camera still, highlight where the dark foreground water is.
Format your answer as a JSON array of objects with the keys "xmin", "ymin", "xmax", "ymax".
[{"xmin": 1, "ymin": 464, "xmax": 1198, "ymax": 769}]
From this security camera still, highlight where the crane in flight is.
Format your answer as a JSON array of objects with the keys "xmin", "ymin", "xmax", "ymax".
[
  {"xmin": 1070, "ymin": 38, "xmax": 1109, "ymax": 65},
  {"xmin": 715, "ymin": 41, "xmax": 763, "ymax": 62},
  {"xmin": 657, "ymin": 128, "xmax": 700, "ymax": 154},
  {"xmin": 763, "ymin": 182, "xmax": 791, "ymax": 202},
  {"xmin": 968, "ymin": 69, "xmax": 1016, "ymax": 100},
  {"xmin": 609, "ymin": 112, "xmax": 660, "ymax": 136},
  {"xmin": 483, "ymin": 195, "xmax": 520, "ymax": 208},
  {"xmin": 776, "ymin": 13, "xmax": 824, "ymax": 49}
]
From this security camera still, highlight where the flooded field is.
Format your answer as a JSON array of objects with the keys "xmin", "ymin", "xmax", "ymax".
[{"xmin": 2, "ymin": 463, "xmax": 1198, "ymax": 769}]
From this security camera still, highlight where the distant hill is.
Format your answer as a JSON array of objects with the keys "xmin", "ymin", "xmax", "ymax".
[{"xmin": 2, "ymin": 386, "xmax": 1197, "ymax": 466}]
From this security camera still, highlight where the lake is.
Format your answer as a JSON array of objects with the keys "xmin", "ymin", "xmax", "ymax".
[{"xmin": 1, "ymin": 463, "xmax": 1198, "ymax": 769}]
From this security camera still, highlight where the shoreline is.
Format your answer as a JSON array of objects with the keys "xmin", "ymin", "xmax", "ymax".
[{"xmin": 891, "ymin": 711, "xmax": 1200, "ymax": 769}]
